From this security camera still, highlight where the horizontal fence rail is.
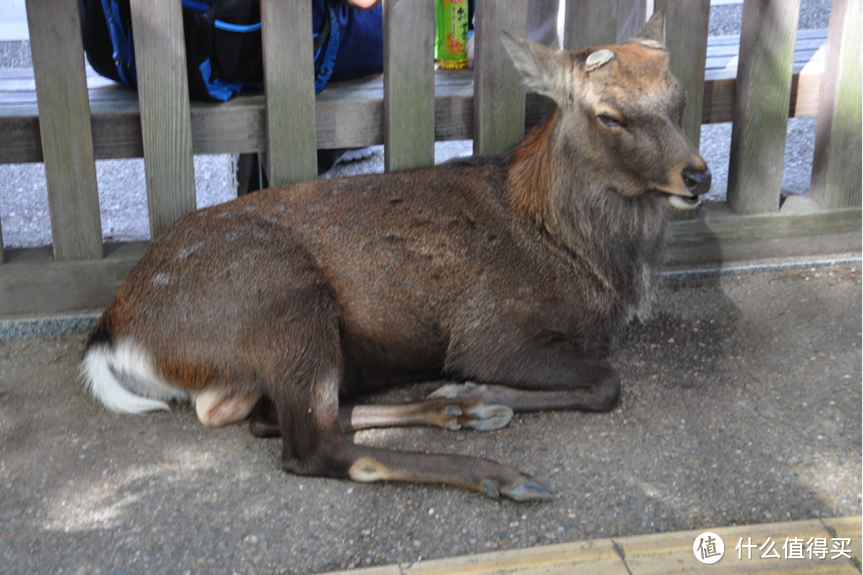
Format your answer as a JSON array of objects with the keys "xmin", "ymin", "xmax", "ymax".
[{"xmin": 0, "ymin": 0, "xmax": 860, "ymax": 318}]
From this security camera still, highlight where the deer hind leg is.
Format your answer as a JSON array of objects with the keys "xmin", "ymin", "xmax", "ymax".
[
  {"xmin": 265, "ymin": 373, "xmax": 550, "ymax": 500},
  {"xmin": 259, "ymin": 291, "xmax": 550, "ymax": 501},
  {"xmin": 248, "ymin": 396, "xmax": 281, "ymax": 437},
  {"xmin": 339, "ymin": 440, "xmax": 553, "ymax": 501},
  {"xmin": 269, "ymin": 370, "xmax": 547, "ymax": 501},
  {"xmin": 274, "ymin": 387, "xmax": 551, "ymax": 501}
]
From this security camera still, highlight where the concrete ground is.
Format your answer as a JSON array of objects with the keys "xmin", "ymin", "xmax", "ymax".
[{"xmin": 0, "ymin": 262, "xmax": 860, "ymax": 575}]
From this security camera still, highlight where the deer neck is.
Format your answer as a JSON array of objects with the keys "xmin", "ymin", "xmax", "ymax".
[
  {"xmin": 506, "ymin": 110, "xmax": 667, "ymax": 317},
  {"xmin": 506, "ymin": 109, "xmax": 557, "ymax": 230}
]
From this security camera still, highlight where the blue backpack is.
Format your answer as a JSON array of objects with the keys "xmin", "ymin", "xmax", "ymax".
[{"xmin": 78, "ymin": 0, "xmax": 383, "ymax": 102}]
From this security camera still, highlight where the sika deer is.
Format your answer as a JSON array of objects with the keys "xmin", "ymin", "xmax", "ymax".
[{"xmin": 81, "ymin": 12, "xmax": 710, "ymax": 501}]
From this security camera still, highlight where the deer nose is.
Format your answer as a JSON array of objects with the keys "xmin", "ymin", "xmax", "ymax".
[{"xmin": 682, "ymin": 167, "xmax": 712, "ymax": 196}]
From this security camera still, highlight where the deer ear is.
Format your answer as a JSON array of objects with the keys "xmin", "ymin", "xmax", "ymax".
[
  {"xmin": 634, "ymin": 10, "xmax": 665, "ymax": 45},
  {"xmin": 499, "ymin": 30, "xmax": 561, "ymax": 101}
]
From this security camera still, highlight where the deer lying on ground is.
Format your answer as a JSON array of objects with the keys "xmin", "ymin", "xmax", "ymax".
[{"xmin": 81, "ymin": 12, "xmax": 710, "ymax": 501}]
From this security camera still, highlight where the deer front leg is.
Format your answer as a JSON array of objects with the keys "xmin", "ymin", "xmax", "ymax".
[
  {"xmin": 429, "ymin": 377, "xmax": 620, "ymax": 413},
  {"xmin": 442, "ymin": 322, "xmax": 621, "ymax": 413},
  {"xmin": 248, "ymin": 396, "xmax": 512, "ymax": 435},
  {"xmin": 338, "ymin": 399, "xmax": 513, "ymax": 432}
]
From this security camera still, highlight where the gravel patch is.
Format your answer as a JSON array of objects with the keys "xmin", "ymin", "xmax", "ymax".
[
  {"xmin": 698, "ymin": 117, "xmax": 821, "ymax": 203},
  {"xmin": 698, "ymin": 0, "xmax": 830, "ymax": 203},
  {"xmin": 0, "ymin": 40, "xmax": 30, "ymax": 68},
  {"xmin": 0, "ymin": 0, "xmax": 832, "ymax": 250},
  {"xmin": 709, "ymin": 0, "xmax": 831, "ymax": 35},
  {"xmin": 0, "ymin": 313, "xmax": 100, "ymax": 342}
]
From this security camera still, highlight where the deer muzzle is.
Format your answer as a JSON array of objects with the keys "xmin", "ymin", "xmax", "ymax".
[{"xmin": 682, "ymin": 167, "xmax": 712, "ymax": 197}]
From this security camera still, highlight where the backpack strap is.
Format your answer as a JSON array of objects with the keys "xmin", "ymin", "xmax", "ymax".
[
  {"xmin": 100, "ymin": 0, "xmax": 137, "ymax": 86},
  {"xmin": 314, "ymin": 3, "xmax": 341, "ymax": 94},
  {"xmin": 313, "ymin": 7, "xmax": 331, "ymax": 61}
]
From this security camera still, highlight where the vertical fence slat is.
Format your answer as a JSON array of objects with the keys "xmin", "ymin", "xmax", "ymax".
[
  {"xmin": 25, "ymin": 0, "xmax": 102, "ymax": 261},
  {"xmin": 810, "ymin": 0, "xmax": 862, "ymax": 209},
  {"xmin": 473, "ymin": 0, "xmax": 528, "ymax": 156},
  {"xmin": 129, "ymin": 0, "xmax": 197, "ymax": 238},
  {"xmin": 726, "ymin": 0, "xmax": 801, "ymax": 215},
  {"xmin": 261, "ymin": 0, "xmax": 317, "ymax": 185},
  {"xmin": 564, "ymin": 0, "xmax": 618, "ymax": 50},
  {"xmin": 654, "ymin": 0, "xmax": 710, "ymax": 222},
  {"xmin": 654, "ymin": 0, "xmax": 710, "ymax": 148},
  {"xmin": 384, "ymin": 0, "xmax": 435, "ymax": 172}
]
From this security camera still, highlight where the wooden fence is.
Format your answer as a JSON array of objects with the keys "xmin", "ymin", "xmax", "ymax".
[{"xmin": 0, "ymin": 0, "xmax": 860, "ymax": 320}]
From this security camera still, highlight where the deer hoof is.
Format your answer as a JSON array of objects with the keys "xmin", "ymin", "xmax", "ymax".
[
  {"xmin": 428, "ymin": 383, "xmax": 462, "ymax": 399},
  {"xmin": 504, "ymin": 481, "xmax": 555, "ymax": 502},
  {"xmin": 429, "ymin": 382, "xmax": 486, "ymax": 400},
  {"xmin": 464, "ymin": 404, "xmax": 513, "ymax": 431},
  {"xmin": 442, "ymin": 405, "xmax": 464, "ymax": 430}
]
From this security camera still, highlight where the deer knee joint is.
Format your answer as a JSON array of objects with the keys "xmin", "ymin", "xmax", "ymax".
[{"xmin": 595, "ymin": 376, "xmax": 621, "ymax": 412}]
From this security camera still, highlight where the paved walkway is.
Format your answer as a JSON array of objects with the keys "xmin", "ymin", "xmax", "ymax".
[
  {"xmin": 320, "ymin": 516, "xmax": 861, "ymax": 574},
  {"xmin": 0, "ymin": 262, "xmax": 860, "ymax": 574}
]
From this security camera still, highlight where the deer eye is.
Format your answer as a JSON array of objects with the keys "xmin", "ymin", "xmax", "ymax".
[{"xmin": 598, "ymin": 113, "xmax": 625, "ymax": 129}]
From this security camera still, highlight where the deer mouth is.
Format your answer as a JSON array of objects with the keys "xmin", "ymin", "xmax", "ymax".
[
  {"xmin": 650, "ymin": 188, "xmax": 702, "ymax": 210},
  {"xmin": 655, "ymin": 167, "xmax": 711, "ymax": 210},
  {"xmin": 666, "ymin": 193, "xmax": 701, "ymax": 210}
]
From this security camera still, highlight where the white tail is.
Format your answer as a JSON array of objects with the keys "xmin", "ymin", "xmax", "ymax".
[{"xmin": 80, "ymin": 340, "xmax": 188, "ymax": 414}]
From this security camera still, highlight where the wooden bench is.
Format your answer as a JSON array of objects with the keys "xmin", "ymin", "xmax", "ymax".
[
  {"xmin": 0, "ymin": 27, "xmax": 832, "ymax": 162},
  {"xmin": 0, "ymin": 0, "xmax": 859, "ymax": 320}
]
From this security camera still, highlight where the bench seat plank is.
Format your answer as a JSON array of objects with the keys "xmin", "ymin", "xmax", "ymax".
[{"xmin": 0, "ymin": 29, "xmax": 827, "ymax": 165}]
